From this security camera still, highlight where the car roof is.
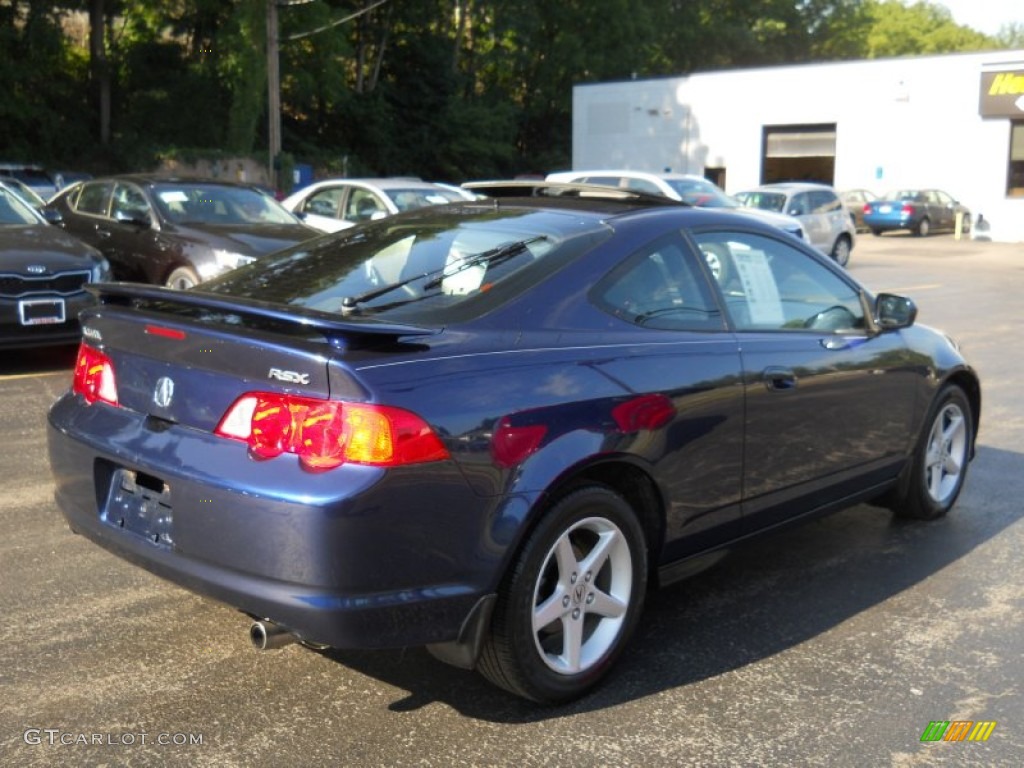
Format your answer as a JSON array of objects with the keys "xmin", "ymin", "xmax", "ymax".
[
  {"xmin": 75, "ymin": 174, "xmax": 268, "ymax": 189},
  {"xmin": 547, "ymin": 169, "xmax": 708, "ymax": 182},
  {"xmin": 303, "ymin": 177, "xmax": 442, "ymax": 191},
  {"xmin": 745, "ymin": 182, "xmax": 835, "ymax": 192}
]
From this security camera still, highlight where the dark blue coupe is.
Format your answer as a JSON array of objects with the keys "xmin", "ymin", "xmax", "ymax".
[{"xmin": 48, "ymin": 183, "xmax": 980, "ymax": 703}]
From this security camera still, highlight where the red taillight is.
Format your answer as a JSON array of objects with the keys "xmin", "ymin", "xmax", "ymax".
[
  {"xmin": 901, "ymin": 203, "xmax": 915, "ymax": 215},
  {"xmin": 215, "ymin": 393, "xmax": 449, "ymax": 470},
  {"xmin": 862, "ymin": 204, "xmax": 872, "ymax": 214},
  {"xmin": 72, "ymin": 343, "xmax": 119, "ymax": 406}
]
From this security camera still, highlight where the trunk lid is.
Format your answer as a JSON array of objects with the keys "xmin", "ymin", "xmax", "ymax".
[{"xmin": 79, "ymin": 283, "xmax": 436, "ymax": 433}]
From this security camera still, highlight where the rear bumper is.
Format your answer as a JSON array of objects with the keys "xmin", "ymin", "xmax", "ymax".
[{"xmin": 47, "ymin": 392, "xmax": 505, "ymax": 649}]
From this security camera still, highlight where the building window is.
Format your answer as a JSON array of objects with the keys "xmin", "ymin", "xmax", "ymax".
[{"xmin": 1009, "ymin": 121, "xmax": 1024, "ymax": 198}]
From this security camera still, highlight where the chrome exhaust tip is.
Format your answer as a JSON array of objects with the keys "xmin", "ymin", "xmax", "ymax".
[{"xmin": 249, "ymin": 620, "xmax": 298, "ymax": 651}]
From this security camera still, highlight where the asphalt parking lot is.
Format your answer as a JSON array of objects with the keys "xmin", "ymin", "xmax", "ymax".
[{"xmin": 2, "ymin": 232, "xmax": 1021, "ymax": 767}]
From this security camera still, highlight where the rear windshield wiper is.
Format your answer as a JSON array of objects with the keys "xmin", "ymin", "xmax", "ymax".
[{"xmin": 340, "ymin": 235, "xmax": 547, "ymax": 315}]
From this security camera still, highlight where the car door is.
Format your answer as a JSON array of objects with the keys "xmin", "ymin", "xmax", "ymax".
[
  {"xmin": 587, "ymin": 232, "xmax": 746, "ymax": 561},
  {"xmin": 107, "ymin": 182, "xmax": 165, "ymax": 283},
  {"xmin": 693, "ymin": 229, "xmax": 919, "ymax": 532},
  {"xmin": 785, "ymin": 191, "xmax": 825, "ymax": 251},
  {"xmin": 59, "ymin": 180, "xmax": 116, "ymax": 259},
  {"xmin": 296, "ymin": 184, "xmax": 349, "ymax": 233},
  {"xmin": 932, "ymin": 190, "xmax": 957, "ymax": 230}
]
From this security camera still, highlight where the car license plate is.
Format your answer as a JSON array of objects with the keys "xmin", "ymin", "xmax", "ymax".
[
  {"xmin": 103, "ymin": 468, "xmax": 174, "ymax": 547},
  {"xmin": 879, "ymin": 204, "xmax": 892, "ymax": 214},
  {"xmin": 18, "ymin": 298, "xmax": 66, "ymax": 326}
]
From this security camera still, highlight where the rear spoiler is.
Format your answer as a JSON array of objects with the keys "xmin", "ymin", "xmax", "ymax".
[{"xmin": 87, "ymin": 282, "xmax": 439, "ymax": 340}]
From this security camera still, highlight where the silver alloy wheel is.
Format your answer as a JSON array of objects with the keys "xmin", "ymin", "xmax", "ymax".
[
  {"xmin": 530, "ymin": 516, "xmax": 632, "ymax": 674},
  {"xmin": 924, "ymin": 402, "xmax": 968, "ymax": 505},
  {"xmin": 917, "ymin": 217, "xmax": 930, "ymax": 237},
  {"xmin": 832, "ymin": 237, "xmax": 851, "ymax": 266}
]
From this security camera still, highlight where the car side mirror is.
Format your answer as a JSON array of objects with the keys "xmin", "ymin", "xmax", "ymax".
[
  {"xmin": 41, "ymin": 208, "xmax": 63, "ymax": 225},
  {"xmin": 875, "ymin": 293, "xmax": 917, "ymax": 330}
]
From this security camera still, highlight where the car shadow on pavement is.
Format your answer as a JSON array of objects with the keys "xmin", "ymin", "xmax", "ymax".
[
  {"xmin": 320, "ymin": 442, "xmax": 1021, "ymax": 721},
  {"xmin": 0, "ymin": 344, "xmax": 78, "ymax": 377}
]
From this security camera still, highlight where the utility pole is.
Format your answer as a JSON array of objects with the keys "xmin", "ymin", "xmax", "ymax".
[{"xmin": 267, "ymin": 0, "xmax": 281, "ymax": 190}]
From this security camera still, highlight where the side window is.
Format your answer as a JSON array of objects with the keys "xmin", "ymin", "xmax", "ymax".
[
  {"xmin": 593, "ymin": 233, "xmax": 724, "ymax": 331},
  {"xmin": 111, "ymin": 183, "xmax": 152, "ymax": 223},
  {"xmin": 75, "ymin": 182, "xmax": 113, "ymax": 216},
  {"xmin": 810, "ymin": 190, "xmax": 841, "ymax": 213},
  {"xmin": 786, "ymin": 193, "xmax": 809, "ymax": 216},
  {"xmin": 304, "ymin": 187, "xmax": 344, "ymax": 218},
  {"xmin": 695, "ymin": 231, "xmax": 865, "ymax": 333},
  {"xmin": 345, "ymin": 189, "xmax": 386, "ymax": 221}
]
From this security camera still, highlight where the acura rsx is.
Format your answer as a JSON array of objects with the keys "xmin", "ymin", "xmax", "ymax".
[{"xmin": 48, "ymin": 182, "xmax": 979, "ymax": 703}]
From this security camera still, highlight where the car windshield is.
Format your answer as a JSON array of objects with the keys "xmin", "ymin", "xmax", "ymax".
[
  {"xmin": 383, "ymin": 187, "xmax": 466, "ymax": 212},
  {"xmin": 203, "ymin": 207, "xmax": 609, "ymax": 324},
  {"xmin": 664, "ymin": 179, "xmax": 739, "ymax": 209},
  {"xmin": 734, "ymin": 191, "xmax": 787, "ymax": 212},
  {"xmin": 0, "ymin": 186, "xmax": 42, "ymax": 225},
  {"xmin": 151, "ymin": 183, "xmax": 300, "ymax": 226}
]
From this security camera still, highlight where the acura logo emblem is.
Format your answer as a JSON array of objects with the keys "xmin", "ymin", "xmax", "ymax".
[{"xmin": 153, "ymin": 377, "xmax": 175, "ymax": 408}]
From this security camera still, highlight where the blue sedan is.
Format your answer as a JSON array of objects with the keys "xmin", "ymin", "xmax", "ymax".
[
  {"xmin": 862, "ymin": 188, "xmax": 971, "ymax": 237},
  {"xmin": 48, "ymin": 182, "xmax": 980, "ymax": 703}
]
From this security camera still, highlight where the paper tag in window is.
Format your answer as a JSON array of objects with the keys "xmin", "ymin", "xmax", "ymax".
[{"xmin": 732, "ymin": 249, "xmax": 784, "ymax": 326}]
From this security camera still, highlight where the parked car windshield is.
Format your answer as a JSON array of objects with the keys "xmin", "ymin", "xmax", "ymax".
[
  {"xmin": 663, "ymin": 179, "xmax": 740, "ymax": 209},
  {"xmin": 383, "ymin": 187, "xmax": 465, "ymax": 212},
  {"xmin": 0, "ymin": 185, "xmax": 42, "ymax": 225},
  {"xmin": 204, "ymin": 208, "xmax": 609, "ymax": 324},
  {"xmin": 733, "ymin": 191, "xmax": 788, "ymax": 212},
  {"xmin": 151, "ymin": 183, "xmax": 300, "ymax": 226}
]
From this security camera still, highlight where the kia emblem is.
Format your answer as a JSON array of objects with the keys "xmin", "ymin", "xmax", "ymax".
[{"xmin": 26, "ymin": 265, "xmax": 48, "ymax": 275}]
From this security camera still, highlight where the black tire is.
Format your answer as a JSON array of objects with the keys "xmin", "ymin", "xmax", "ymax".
[
  {"xmin": 166, "ymin": 266, "xmax": 200, "ymax": 290},
  {"xmin": 478, "ymin": 485, "xmax": 648, "ymax": 703},
  {"xmin": 890, "ymin": 385, "xmax": 973, "ymax": 520},
  {"xmin": 830, "ymin": 235, "xmax": 851, "ymax": 267},
  {"xmin": 871, "ymin": 229, "xmax": 883, "ymax": 237},
  {"xmin": 915, "ymin": 217, "xmax": 931, "ymax": 237}
]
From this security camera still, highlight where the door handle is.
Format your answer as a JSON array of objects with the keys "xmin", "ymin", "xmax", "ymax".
[
  {"xmin": 764, "ymin": 366, "xmax": 797, "ymax": 391},
  {"xmin": 95, "ymin": 227, "xmax": 112, "ymax": 239}
]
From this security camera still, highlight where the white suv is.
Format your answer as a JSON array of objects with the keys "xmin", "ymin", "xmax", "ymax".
[
  {"xmin": 545, "ymin": 170, "xmax": 806, "ymax": 243},
  {"xmin": 734, "ymin": 183, "xmax": 855, "ymax": 266}
]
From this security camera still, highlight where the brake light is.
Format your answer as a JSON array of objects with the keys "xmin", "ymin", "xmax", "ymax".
[
  {"xmin": 902, "ymin": 203, "xmax": 915, "ymax": 215},
  {"xmin": 72, "ymin": 343, "xmax": 119, "ymax": 406},
  {"xmin": 862, "ymin": 204, "xmax": 872, "ymax": 214},
  {"xmin": 215, "ymin": 393, "xmax": 449, "ymax": 470}
]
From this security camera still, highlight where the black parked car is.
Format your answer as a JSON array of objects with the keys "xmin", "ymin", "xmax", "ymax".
[
  {"xmin": 1, "ymin": 181, "xmax": 110, "ymax": 349},
  {"xmin": 45, "ymin": 175, "xmax": 320, "ymax": 289},
  {"xmin": 48, "ymin": 183, "xmax": 979, "ymax": 703}
]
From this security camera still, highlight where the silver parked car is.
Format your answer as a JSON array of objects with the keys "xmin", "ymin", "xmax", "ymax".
[
  {"xmin": 734, "ymin": 182, "xmax": 856, "ymax": 266},
  {"xmin": 281, "ymin": 178, "xmax": 468, "ymax": 234},
  {"xmin": 545, "ymin": 170, "xmax": 807, "ymax": 243}
]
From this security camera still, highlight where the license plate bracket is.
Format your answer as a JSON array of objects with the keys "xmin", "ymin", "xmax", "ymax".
[
  {"xmin": 18, "ymin": 297, "xmax": 66, "ymax": 326},
  {"xmin": 103, "ymin": 468, "xmax": 174, "ymax": 547}
]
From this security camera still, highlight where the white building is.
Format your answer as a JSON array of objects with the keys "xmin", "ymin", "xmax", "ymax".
[{"xmin": 570, "ymin": 50, "xmax": 1024, "ymax": 242}]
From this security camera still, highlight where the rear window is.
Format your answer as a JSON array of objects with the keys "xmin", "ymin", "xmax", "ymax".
[{"xmin": 204, "ymin": 207, "xmax": 609, "ymax": 324}]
